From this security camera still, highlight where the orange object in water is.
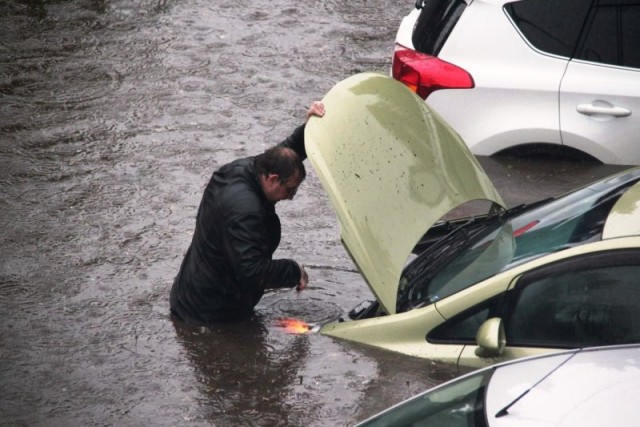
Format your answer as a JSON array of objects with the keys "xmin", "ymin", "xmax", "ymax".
[{"xmin": 275, "ymin": 318, "xmax": 312, "ymax": 334}]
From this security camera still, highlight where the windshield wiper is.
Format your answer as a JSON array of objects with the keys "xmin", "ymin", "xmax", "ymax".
[
  {"xmin": 397, "ymin": 214, "xmax": 506, "ymax": 312},
  {"xmin": 397, "ymin": 199, "xmax": 552, "ymax": 313}
]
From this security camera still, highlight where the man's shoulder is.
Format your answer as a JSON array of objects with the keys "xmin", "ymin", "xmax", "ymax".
[
  {"xmin": 214, "ymin": 155, "xmax": 256, "ymax": 186},
  {"xmin": 215, "ymin": 163, "xmax": 265, "ymax": 213},
  {"xmin": 218, "ymin": 156, "xmax": 254, "ymax": 174}
]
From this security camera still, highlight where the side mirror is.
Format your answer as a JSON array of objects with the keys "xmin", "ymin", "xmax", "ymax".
[{"xmin": 475, "ymin": 317, "xmax": 506, "ymax": 358}]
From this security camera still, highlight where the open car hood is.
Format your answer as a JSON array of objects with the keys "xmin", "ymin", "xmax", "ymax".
[{"xmin": 305, "ymin": 73, "xmax": 504, "ymax": 314}]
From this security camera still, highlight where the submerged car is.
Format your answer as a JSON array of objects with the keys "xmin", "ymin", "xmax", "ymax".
[
  {"xmin": 305, "ymin": 72, "xmax": 640, "ymax": 368},
  {"xmin": 356, "ymin": 344, "xmax": 640, "ymax": 426},
  {"xmin": 392, "ymin": 0, "xmax": 640, "ymax": 165}
]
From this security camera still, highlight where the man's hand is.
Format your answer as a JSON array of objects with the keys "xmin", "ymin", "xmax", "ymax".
[
  {"xmin": 296, "ymin": 263, "xmax": 308, "ymax": 291},
  {"xmin": 306, "ymin": 101, "xmax": 325, "ymax": 121}
]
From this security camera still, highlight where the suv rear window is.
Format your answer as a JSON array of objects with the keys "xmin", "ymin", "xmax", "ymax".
[
  {"xmin": 412, "ymin": 0, "xmax": 467, "ymax": 56},
  {"xmin": 505, "ymin": 0, "xmax": 591, "ymax": 57}
]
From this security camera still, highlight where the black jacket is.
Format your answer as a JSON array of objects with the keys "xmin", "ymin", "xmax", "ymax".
[{"xmin": 170, "ymin": 124, "xmax": 307, "ymax": 324}]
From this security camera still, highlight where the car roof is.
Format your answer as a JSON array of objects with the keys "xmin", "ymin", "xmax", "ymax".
[
  {"xmin": 304, "ymin": 72, "xmax": 505, "ymax": 314},
  {"xmin": 487, "ymin": 344, "xmax": 640, "ymax": 426},
  {"xmin": 603, "ymin": 180, "xmax": 640, "ymax": 239}
]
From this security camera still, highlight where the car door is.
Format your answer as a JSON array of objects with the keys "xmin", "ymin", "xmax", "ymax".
[
  {"xmin": 559, "ymin": 0, "xmax": 640, "ymax": 165},
  {"xmin": 449, "ymin": 249, "xmax": 640, "ymax": 368}
]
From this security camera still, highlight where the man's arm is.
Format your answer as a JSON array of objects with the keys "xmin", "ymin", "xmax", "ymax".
[
  {"xmin": 224, "ymin": 212, "xmax": 301, "ymax": 291},
  {"xmin": 277, "ymin": 101, "xmax": 325, "ymax": 160}
]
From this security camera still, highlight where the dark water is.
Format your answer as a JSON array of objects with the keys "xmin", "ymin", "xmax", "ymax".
[{"xmin": 0, "ymin": 0, "xmax": 630, "ymax": 425}]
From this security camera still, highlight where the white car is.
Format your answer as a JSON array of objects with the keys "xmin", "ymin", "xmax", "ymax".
[
  {"xmin": 356, "ymin": 344, "xmax": 640, "ymax": 426},
  {"xmin": 392, "ymin": 0, "xmax": 640, "ymax": 165}
]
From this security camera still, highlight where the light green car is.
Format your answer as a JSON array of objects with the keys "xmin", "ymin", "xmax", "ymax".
[{"xmin": 305, "ymin": 72, "xmax": 640, "ymax": 368}]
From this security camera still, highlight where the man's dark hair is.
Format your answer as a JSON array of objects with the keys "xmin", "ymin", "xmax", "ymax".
[{"xmin": 255, "ymin": 146, "xmax": 306, "ymax": 182}]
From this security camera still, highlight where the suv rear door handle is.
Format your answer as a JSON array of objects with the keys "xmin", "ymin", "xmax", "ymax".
[{"xmin": 576, "ymin": 103, "xmax": 631, "ymax": 117}]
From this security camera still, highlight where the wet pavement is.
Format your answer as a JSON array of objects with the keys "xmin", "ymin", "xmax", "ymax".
[{"xmin": 0, "ymin": 0, "xmax": 632, "ymax": 426}]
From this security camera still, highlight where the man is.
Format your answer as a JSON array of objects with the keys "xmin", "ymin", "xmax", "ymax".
[{"xmin": 170, "ymin": 101, "xmax": 325, "ymax": 325}]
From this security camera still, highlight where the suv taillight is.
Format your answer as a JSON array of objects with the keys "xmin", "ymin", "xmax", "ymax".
[{"xmin": 392, "ymin": 44, "xmax": 474, "ymax": 99}]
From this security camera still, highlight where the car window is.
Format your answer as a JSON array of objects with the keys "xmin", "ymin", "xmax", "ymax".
[
  {"xmin": 398, "ymin": 169, "xmax": 640, "ymax": 314},
  {"xmin": 505, "ymin": 250, "xmax": 640, "ymax": 348},
  {"xmin": 428, "ymin": 295, "xmax": 503, "ymax": 344},
  {"xmin": 505, "ymin": 0, "xmax": 591, "ymax": 57},
  {"xmin": 510, "ymin": 184, "xmax": 627, "ymax": 258},
  {"xmin": 412, "ymin": 0, "xmax": 467, "ymax": 56},
  {"xmin": 398, "ymin": 175, "xmax": 637, "ymax": 313},
  {"xmin": 427, "ymin": 222, "xmax": 515, "ymax": 305},
  {"xmin": 358, "ymin": 369, "xmax": 491, "ymax": 427},
  {"xmin": 576, "ymin": 2, "xmax": 640, "ymax": 68}
]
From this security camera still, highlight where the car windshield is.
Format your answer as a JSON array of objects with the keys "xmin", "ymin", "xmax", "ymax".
[
  {"xmin": 358, "ymin": 369, "xmax": 491, "ymax": 427},
  {"xmin": 397, "ymin": 170, "xmax": 640, "ymax": 313}
]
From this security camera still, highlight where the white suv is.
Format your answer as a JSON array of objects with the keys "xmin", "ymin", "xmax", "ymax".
[{"xmin": 392, "ymin": 0, "xmax": 640, "ymax": 165}]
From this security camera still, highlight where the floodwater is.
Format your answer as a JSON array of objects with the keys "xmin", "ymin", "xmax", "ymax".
[{"xmin": 0, "ymin": 0, "xmax": 631, "ymax": 426}]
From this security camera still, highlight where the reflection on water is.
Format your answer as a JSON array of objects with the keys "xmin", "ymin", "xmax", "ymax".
[{"xmin": 172, "ymin": 316, "xmax": 310, "ymax": 425}]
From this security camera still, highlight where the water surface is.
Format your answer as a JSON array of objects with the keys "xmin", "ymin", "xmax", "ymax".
[{"xmin": 0, "ymin": 1, "xmax": 629, "ymax": 425}]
